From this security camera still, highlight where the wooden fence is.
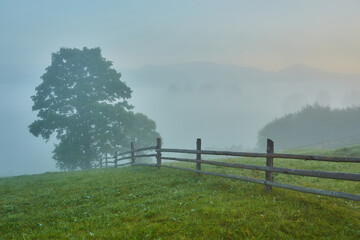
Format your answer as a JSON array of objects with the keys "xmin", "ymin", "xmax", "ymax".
[{"xmin": 97, "ymin": 138, "xmax": 360, "ymax": 201}]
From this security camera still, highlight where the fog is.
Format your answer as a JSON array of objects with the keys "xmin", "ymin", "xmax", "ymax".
[
  {"xmin": 1, "ymin": 1, "xmax": 360, "ymax": 176},
  {"xmin": 125, "ymin": 63, "xmax": 360, "ymax": 150},
  {"xmin": 0, "ymin": 69, "xmax": 56, "ymax": 177}
]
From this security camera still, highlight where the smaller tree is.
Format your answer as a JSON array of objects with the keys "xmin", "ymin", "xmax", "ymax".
[{"xmin": 126, "ymin": 113, "xmax": 161, "ymax": 148}]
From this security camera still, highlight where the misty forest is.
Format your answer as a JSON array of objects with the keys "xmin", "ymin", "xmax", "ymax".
[{"xmin": 1, "ymin": 1, "xmax": 359, "ymax": 239}]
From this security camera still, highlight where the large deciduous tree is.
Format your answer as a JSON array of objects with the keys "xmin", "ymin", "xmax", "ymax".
[{"xmin": 29, "ymin": 47, "xmax": 160, "ymax": 170}]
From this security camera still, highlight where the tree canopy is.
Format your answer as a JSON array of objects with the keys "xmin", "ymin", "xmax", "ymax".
[
  {"xmin": 29, "ymin": 47, "xmax": 160, "ymax": 170},
  {"xmin": 257, "ymin": 104, "xmax": 360, "ymax": 151}
]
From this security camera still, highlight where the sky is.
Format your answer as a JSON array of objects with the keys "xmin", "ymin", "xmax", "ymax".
[
  {"xmin": 1, "ymin": 0, "xmax": 360, "ymax": 73},
  {"xmin": 0, "ymin": 0, "xmax": 360, "ymax": 176}
]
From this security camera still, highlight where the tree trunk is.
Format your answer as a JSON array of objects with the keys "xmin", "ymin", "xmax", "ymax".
[
  {"xmin": 84, "ymin": 155, "xmax": 91, "ymax": 169},
  {"xmin": 83, "ymin": 132, "xmax": 92, "ymax": 169},
  {"xmin": 80, "ymin": 115, "xmax": 93, "ymax": 169}
]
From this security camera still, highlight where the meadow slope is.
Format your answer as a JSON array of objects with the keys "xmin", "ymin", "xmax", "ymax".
[{"xmin": 1, "ymin": 146, "xmax": 360, "ymax": 239}]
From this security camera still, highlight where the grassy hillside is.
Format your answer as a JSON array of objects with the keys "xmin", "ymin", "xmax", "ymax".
[{"xmin": 1, "ymin": 146, "xmax": 360, "ymax": 239}]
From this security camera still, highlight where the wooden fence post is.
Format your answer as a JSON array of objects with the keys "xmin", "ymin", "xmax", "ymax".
[
  {"xmin": 105, "ymin": 153, "xmax": 108, "ymax": 167},
  {"xmin": 100, "ymin": 157, "xmax": 103, "ymax": 168},
  {"xmin": 131, "ymin": 142, "xmax": 135, "ymax": 164},
  {"xmin": 114, "ymin": 151, "xmax": 118, "ymax": 168},
  {"xmin": 265, "ymin": 139, "xmax": 274, "ymax": 191},
  {"xmin": 196, "ymin": 138, "xmax": 201, "ymax": 173},
  {"xmin": 156, "ymin": 138, "xmax": 162, "ymax": 169}
]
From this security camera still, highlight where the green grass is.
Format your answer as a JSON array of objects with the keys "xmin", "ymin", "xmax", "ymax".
[{"xmin": 1, "ymin": 146, "xmax": 360, "ymax": 239}]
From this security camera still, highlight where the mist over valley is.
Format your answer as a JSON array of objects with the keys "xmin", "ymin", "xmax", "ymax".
[{"xmin": 125, "ymin": 62, "xmax": 360, "ymax": 150}]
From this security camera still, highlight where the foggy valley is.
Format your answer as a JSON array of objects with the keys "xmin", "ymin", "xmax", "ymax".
[
  {"xmin": 1, "ymin": 61, "xmax": 360, "ymax": 176},
  {"xmin": 125, "ymin": 62, "xmax": 360, "ymax": 149},
  {"xmin": 1, "ymin": 1, "xmax": 360, "ymax": 177},
  {"xmin": 1, "ymin": 1, "xmax": 360, "ymax": 239}
]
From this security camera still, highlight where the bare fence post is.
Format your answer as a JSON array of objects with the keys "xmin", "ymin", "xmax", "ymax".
[
  {"xmin": 114, "ymin": 151, "xmax": 118, "ymax": 168},
  {"xmin": 156, "ymin": 138, "xmax": 162, "ymax": 169},
  {"xmin": 105, "ymin": 153, "xmax": 108, "ymax": 167},
  {"xmin": 131, "ymin": 142, "xmax": 135, "ymax": 164},
  {"xmin": 196, "ymin": 138, "xmax": 201, "ymax": 174},
  {"xmin": 100, "ymin": 157, "xmax": 103, "ymax": 168},
  {"xmin": 265, "ymin": 139, "xmax": 274, "ymax": 191}
]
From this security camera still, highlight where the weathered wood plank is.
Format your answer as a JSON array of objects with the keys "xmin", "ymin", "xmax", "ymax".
[
  {"xmin": 196, "ymin": 138, "xmax": 201, "ymax": 172},
  {"xmin": 160, "ymin": 148, "xmax": 360, "ymax": 163},
  {"xmin": 132, "ymin": 146, "xmax": 156, "ymax": 153},
  {"xmin": 161, "ymin": 148, "xmax": 267, "ymax": 157},
  {"xmin": 271, "ymin": 153, "xmax": 360, "ymax": 163},
  {"xmin": 160, "ymin": 157, "xmax": 360, "ymax": 181},
  {"xmin": 161, "ymin": 165, "xmax": 265, "ymax": 185},
  {"xmin": 160, "ymin": 165, "xmax": 360, "ymax": 201},
  {"xmin": 267, "ymin": 181, "xmax": 360, "ymax": 201},
  {"xmin": 131, "ymin": 142, "xmax": 135, "ymax": 164},
  {"xmin": 114, "ymin": 151, "xmax": 118, "ymax": 168},
  {"xmin": 156, "ymin": 138, "xmax": 162, "ymax": 169},
  {"xmin": 117, "ymin": 156, "xmax": 132, "ymax": 161},
  {"xmin": 265, "ymin": 139, "xmax": 274, "ymax": 191},
  {"xmin": 134, "ymin": 154, "xmax": 157, "ymax": 158},
  {"xmin": 117, "ymin": 146, "xmax": 156, "ymax": 157},
  {"xmin": 132, "ymin": 163, "xmax": 157, "ymax": 167}
]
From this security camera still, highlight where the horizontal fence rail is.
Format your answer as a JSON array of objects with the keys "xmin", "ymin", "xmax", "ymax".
[
  {"xmin": 98, "ymin": 138, "xmax": 360, "ymax": 201},
  {"xmin": 116, "ymin": 146, "xmax": 157, "ymax": 156},
  {"xmin": 161, "ymin": 157, "xmax": 360, "ymax": 181},
  {"xmin": 133, "ymin": 146, "xmax": 157, "ymax": 153},
  {"xmin": 161, "ymin": 149, "xmax": 360, "ymax": 163},
  {"xmin": 161, "ymin": 165, "xmax": 360, "ymax": 201},
  {"xmin": 96, "ymin": 143, "xmax": 156, "ymax": 168},
  {"xmin": 134, "ymin": 154, "xmax": 157, "ymax": 158}
]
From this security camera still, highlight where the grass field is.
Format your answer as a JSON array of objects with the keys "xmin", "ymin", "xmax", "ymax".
[{"xmin": 1, "ymin": 146, "xmax": 360, "ymax": 239}]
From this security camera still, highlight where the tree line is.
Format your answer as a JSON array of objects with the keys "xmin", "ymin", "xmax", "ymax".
[{"xmin": 257, "ymin": 104, "xmax": 360, "ymax": 150}]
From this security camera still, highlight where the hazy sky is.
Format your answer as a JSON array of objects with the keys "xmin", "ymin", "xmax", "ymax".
[
  {"xmin": 1, "ymin": 1, "xmax": 360, "ymax": 176},
  {"xmin": 1, "ymin": 0, "xmax": 360, "ymax": 73}
]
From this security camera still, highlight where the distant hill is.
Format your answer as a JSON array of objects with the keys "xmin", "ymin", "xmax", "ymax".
[
  {"xmin": 125, "ymin": 62, "xmax": 360, "ymax": 87},
  {"xmin": 124, "ymin": 62, "xmax": 270, "ymax": 88}
]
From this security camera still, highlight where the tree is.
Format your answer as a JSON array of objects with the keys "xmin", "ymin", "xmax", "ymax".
[
  {"xmin": 257, "ymin": 104, "xmax": 360, "ymax": 150},
  {"xmin": 29, "ymin": 47, "xmax": 160, "ymax": 170},
  {"xmin": 125, "ymin": 113, "xmax": 161, "ymax": 147}
]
